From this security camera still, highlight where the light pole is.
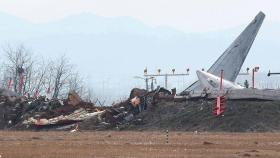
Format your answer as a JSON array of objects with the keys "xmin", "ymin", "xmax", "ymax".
[
  {"xmin": 134, "ymin": 76, "xmax": 149, "ymax": 91},
  {"xmin": 267, "ymin": 70, "xmax": 280, "ymax": 76},
  {"xmin": 134, "ymin": 76, "xmax": 156, "ymax": 91},
  {"xmin": 239, "ymin": 67, "xmax": 250, "ymax": 75},
  {"xmin": 150, "ymin": 77, "xmax": 156, "ymax": 91},
  {"xmin": 252, "ymin": 66, "xmax": 260, "ymax": 88},
  {"xmin": 143, "ymin": 68, "xmax": 190, "ymax": 90}
]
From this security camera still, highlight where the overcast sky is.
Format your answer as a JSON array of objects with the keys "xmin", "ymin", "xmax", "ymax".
[{"xmin": 0, "ymin": 0, "xmax": 279, "ymax": 32}]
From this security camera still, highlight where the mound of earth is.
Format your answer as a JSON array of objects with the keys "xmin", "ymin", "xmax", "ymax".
[{"xmin": 121, "ymin": 100, "xmax": 280, "ymax": 132}]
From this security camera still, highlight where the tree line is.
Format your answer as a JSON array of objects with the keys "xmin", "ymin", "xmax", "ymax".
[{"xmin": 0, "ymin": 44, "xmax": 95, "ymax": 101}]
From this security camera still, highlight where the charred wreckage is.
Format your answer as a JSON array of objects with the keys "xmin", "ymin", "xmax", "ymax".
[{"xmin": 0, "ymin": 87, "xmax": 172, "ymax": 131}]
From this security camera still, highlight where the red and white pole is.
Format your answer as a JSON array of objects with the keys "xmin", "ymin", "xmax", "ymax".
[
  {"xmin": 213, "ymin": 70, "xmax": 225, "ymax": 116},
  {"xmin": 218, "ymin": 70, "xmax": 224, "ymax": 115}
]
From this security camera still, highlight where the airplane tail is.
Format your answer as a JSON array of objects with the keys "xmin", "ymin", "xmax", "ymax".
[{"xmin": 181, "ymin": 11, "xmax": 265, "ymax": 94}]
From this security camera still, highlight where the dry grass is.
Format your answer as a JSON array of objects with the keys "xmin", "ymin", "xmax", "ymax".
[{"xmin": 1, "ymin": 131, "xmax": 280, "ymax": 158}]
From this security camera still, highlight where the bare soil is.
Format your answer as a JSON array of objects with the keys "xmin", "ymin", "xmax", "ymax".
[
  {"xmin": 122, "ymin": 100, "xmax": 280, "ymax": 132},
  {"xmin": 1, "ymin": 131, "xmax": 280, "ymax": 158}
]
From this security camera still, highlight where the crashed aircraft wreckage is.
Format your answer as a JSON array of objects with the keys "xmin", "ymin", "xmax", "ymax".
[
  {"xmin": 181, "ymin": 11, "xmax": 265, "ymax": 95},
  {"xmin": 0, "ymin": 86, "xmax": 172, "ymax": 130},
  {"xmin": 0, "ymin": 11, "xmax": 274, "ymax": 131},
  {"xmin": 24, "ymin": 109, "xmax": 105, "ymax": 126},
  {"xmin": 196, "ymin": 70, "xmax": 244, "ymax": 91},
  {"xmin": 179, "ymin": 12, "xmax": 280, "ymax": 101}
]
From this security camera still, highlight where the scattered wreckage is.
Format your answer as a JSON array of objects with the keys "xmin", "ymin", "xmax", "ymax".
[{"xmin": 0, "ymin": 87, "xmax": 172, "ymax": 131}]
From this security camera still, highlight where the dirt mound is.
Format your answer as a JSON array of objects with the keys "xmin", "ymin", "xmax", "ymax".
[
  {"xmin": 122, "ymin": 100, "xmax": 280, "ymax": 132},
  {"xmin": 3, "ymin": 86, "xmax": 280, "ymax": 132}
]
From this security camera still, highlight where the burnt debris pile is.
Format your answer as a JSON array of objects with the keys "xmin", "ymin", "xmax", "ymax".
[
  {"xmin": 0, "ymin": 87, "xmax": 171, "ymax": 131},
  {"xmin": 1, "ymin": 87, "xmax": 280, "ymax": 132}
]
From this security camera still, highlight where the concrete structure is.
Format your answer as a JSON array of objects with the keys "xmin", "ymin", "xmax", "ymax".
[{"xmin": 208, "ymin": 89, "xmax": 280, "ymax": 101}]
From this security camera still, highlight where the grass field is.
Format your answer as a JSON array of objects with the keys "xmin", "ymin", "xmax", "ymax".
[{"xmin": 1, "ymin": 131, "xmax": 280, "ymax": 158}]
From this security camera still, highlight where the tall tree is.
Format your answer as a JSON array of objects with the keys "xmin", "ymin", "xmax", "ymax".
[
  {"xmin": 52, "ymin": 55, "xmax": 72, "ymax": 99},
  {"xmin": 3, "ymin": 44, "xmax": 33, "ymax": 95}
]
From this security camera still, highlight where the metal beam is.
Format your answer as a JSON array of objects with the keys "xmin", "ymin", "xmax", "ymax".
[{"xmin": 144, "ymin": 73, "xmax": 189, "ymax": 89}]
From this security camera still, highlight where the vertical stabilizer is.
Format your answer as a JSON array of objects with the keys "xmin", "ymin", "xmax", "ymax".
[{"xmin": 182, "ymin": 11, "xmax": 265, "ymax": 94}]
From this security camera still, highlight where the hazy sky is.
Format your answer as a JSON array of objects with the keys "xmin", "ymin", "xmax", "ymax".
[{"xmin": 0, "ymin": 0, "xmax": 280, "ymax": 32}]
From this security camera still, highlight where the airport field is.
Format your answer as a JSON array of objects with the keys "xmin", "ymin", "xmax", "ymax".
[{"xmin": 0, "ymin": 131, "xmax": 280, "ymax": 158}]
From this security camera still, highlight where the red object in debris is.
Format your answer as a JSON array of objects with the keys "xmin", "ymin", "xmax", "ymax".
[
  {"xmin": 7, "ymin": 78, "xmax": 12, "ymax": 90},
  {"xmin": 213, "ymin": 70, "xmax": 226, "ymax": 116}
]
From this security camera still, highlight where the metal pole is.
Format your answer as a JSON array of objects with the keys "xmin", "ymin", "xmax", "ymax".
[
  {"xmin": 143, "ymin": 72, "xmax": 189, "ymax": 90},
  {"xmin": 219, "ymin": 70, "xmax": 224, "ymax": 96},
  {"xmin": 268, "ymin": 72, "xmax": 280, "ymax": 76},
  {"xmin": 252, "ymin": 68, "xmax": 255, "ymax": 88},
  {"xmin": 165, "ymin": 74, "xmax": 168, "ymax": 89},
  {"xmin": 151, "ymin": 78, "xmax": 154, "ymax": 91},
  {"xmin": 166, "ymin": 129, "xmax": 169, "ymax": 144},
  {"xmin": 145, "ymin": 78, "xmax": 149, "ymax": 91}
]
